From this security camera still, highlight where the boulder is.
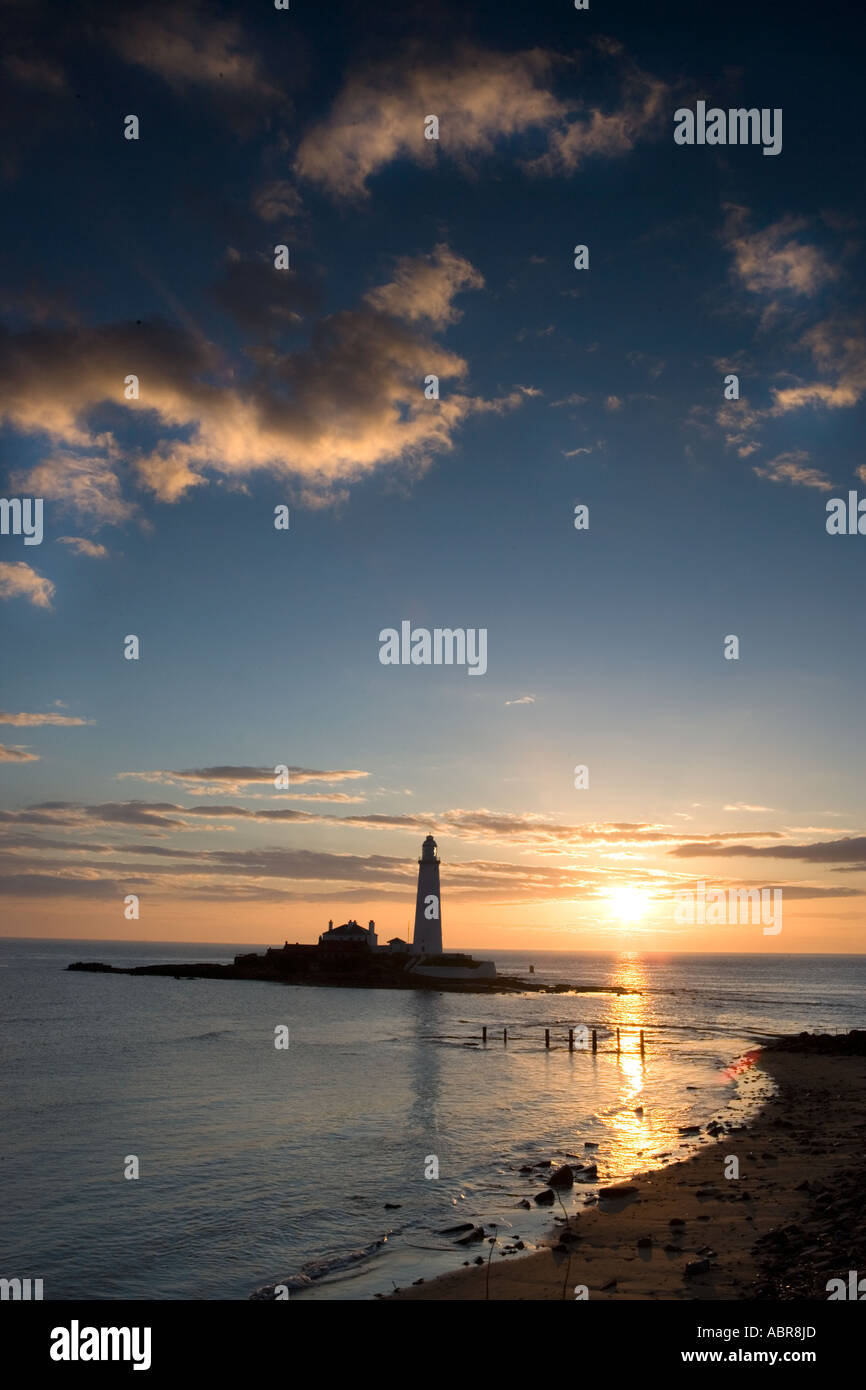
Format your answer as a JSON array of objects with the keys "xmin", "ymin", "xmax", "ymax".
[
  {"xmin": 455, "ymin": 1226, "xmax": 486, "ymax": 1244},
  {"xmin": 547, "ymin": 1164, "xmax": 575, "ymax": 1189}
]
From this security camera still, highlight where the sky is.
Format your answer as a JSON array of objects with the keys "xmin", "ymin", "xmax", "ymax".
[{"xmin": 0, "ymin": 0, "xmax": 864, "ymax": 952}]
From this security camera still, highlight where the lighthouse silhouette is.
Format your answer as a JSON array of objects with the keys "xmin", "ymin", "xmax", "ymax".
[{"xmin": 411, "ymin": 834, "xmax": 442, "ymax": 956}]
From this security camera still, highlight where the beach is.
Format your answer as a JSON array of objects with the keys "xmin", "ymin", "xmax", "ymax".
[{"xmin": 390, "ymin": 1035, "xmax": 866, "ymax": 1301}]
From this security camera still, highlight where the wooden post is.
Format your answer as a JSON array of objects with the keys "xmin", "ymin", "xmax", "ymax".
[
  {"xmin": 640, "ymin": 1029, "xmax": 645, "ymax": 1056},
  {"xmin": 591, "ymin": 1029, "xmax": 597, "ymax": 1053},
  {"xmin": 568, "ymin": 1028, "xmax": 574, "ymax": 1052},
  {"xmin": 482, "ymin": 1026, "xmax": 487, "ymax": 1044},
  {"xmin": 545, "ymin": 1028, "xmax": 550, "ymax": 1049},
  {"xmin": 504, "ymin": 1027, "xmax": 508, "ymax": 1045},
  {"xmin": 616, "ymin": 1027, "xmax": 621, "ymax": 1053}
]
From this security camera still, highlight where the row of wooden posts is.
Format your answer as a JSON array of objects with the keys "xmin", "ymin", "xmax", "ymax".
[{"xmin": 480, "ymin": 1026, "xmax": 646, "ymax": 1055}]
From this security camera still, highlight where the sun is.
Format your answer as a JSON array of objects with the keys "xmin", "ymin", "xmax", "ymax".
[{"xmin": 607, "ymin": 885, "xmax": 650, "ymax": 924}]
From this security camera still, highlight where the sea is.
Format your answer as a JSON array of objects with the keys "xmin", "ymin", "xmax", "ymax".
[{"xmin": 2, "ymin": 938, "xmax": 864, "ymax": 1301}]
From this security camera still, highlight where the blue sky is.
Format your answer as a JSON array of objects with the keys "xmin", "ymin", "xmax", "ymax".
[{"xmin": 1, "ymin": 0, "xmax": 864, "ymax": 949}]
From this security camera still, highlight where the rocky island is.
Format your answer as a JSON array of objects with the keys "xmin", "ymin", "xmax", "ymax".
[{"xmin": 66, "ymin": 942, "xmax": 633, "ymax": 996}]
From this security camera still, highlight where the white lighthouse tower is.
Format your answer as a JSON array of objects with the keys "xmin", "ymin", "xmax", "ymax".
[{"xmin": 411, "ymin": 834, "xmax": 443, "ymax": 956}]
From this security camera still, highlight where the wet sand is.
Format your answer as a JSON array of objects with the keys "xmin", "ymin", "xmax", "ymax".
[{"xmin": 390, "ymin": 1040, "xmax": 866, "ymax": 1300}]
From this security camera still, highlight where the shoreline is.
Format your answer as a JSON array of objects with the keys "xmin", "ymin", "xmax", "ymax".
[{"xmin": 388, "ymin": 1033, "xmax": 866, "ymax": 1301}]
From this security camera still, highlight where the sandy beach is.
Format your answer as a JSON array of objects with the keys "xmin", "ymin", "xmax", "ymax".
[{"xmin": 390, "ymin": 1034, "xmax": 866, "ymax": 1301}]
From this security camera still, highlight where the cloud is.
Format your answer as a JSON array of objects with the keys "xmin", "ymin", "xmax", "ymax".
[
  {"xmin": 0, "ymin": 561, "xmax": 55, "ymax": 608},
  {"xmin": 505, "ymin": 695, "xmax": 536, "ymax": 706},
  {"xmin": 723, "ymin": 803, "xmax": 775, "ymax": 813},
  {"xmin": 252, "ymin": 180, "xmax": 303, "ymax": 223},
  {"xmin": 5, "ymin": 796, "xmax": 858, "ymax": 909},
  {"xmin": 12, "ymin": 451, "xmax": 136, "ymax": 528},
  {"xmin": 770, "ymin": 319, "xmax": 866, "ymax": 415},
  {"xmin": 626, "ymin": 351, "xmax": 665, "ymax": 378},
  {"xmin": 0, "ymin": 744, "xmax": 40, "ymax": 763},
  {"xmin": 294, "ymin": 45, "xmax": 563, "ymax": 198},
  {"xmin": 524, "ymin": 55, "xmax": 667, "ymax": 178},
  {"xmin": 2, "ymin": 54, "xmax": 66, "ymax": 92},
  {"xmin": 551, "ymin": 393, "xmax": 588, "ymax": 408},
  {"xmin": 210, "ymin": 248, "xmax": 321, "ymax": 335},
  {"xmin": 2, "ymin": 246, "xmax": 522, "ymax": 507},
  {"xmin": 604, "ymin": 395, "xmax": 623, "ymax": 411},
  {"xmin": 0, "ymin": 710, "xmax": 92, "ymax": 727},
  {"xmin": 3, "ymin": 835, "xmax": 859, "ymax": 908},
  {"xmin": 753, "ymin": 450, "xmax": 834, "ymax": 490},
  {"xmin": 365, "ymin": 245, "xmax": 484, "ymax": 329},
  {"xmin": 0, "ymin": 798, "xmax": 791, "ymax": 854},
  {"xmin": 105, "ymin": 3, "xmax": 283, "ymax": 106},
  {"xmin": 294, "ymin": 42, "xmax": 666, "ymax": 199},
  {"xmin": 119, "ymin": 766, "xmax": 371, "ymax": 796},
  {"xmin": 723, "ymin": 206, "xmax": 838, "ymax": 297},
  {"xmin": 57, "ymin": 536, "xmax": 109, "ymax": 558},
  {"xmin": 713, "ymin": 396, "xmax": 764, "ymax": 456},
  {"xmin": 670, "ymin": 836, "xmax": 866, "ymax": 865}
]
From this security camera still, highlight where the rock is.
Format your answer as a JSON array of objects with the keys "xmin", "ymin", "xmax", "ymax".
[
  {"xmin": 517, "ymin": 1198, "xmax": 531, "ymax": 1210},
  {"xmin": 580, "ymin": 1163, "xmax": 598, "ymax": 1179},
  {"xmin": 412, "ymin": 1278, "xmax": 424, "ymax": 1285},
  {"xmin": 697, "ymin": 1247, "xmax": 717, "ymax": 1257},
  {"xmin": 669, "ymin": 1217, "xmax": 686, "ymax": 1226},
  {"xmin": 515, "ymin": 1240, "xmax": 525, "ymax": 1250},
  {"xmin": 438, "ymin": 1222, "xmax": 475, "ymax": 1235},
  {"xmin": 553, "ymin": 1242, "xmax": 569, "ymax": 1253},
  {"xmin": 534, "ymin": 1189, "xmax": 556, "ymax": 1205},
  {"xmin": 685, "ymin": 1259, "xmax": 711, "ymax": 1276},
  {"xmin": 519, "ymin": 1165, "xmax": 533, "ymax": 1173},
  {"xmin": 474, "ymin": 1256, "xmax": 484, "ymax": 1265},
  {"xmin": 584, "ymin": 1141, "xmax": 599, "ymax": 1149},
  {"xmin": 637, "ymin": 1235, "xmax": 653, "ymax": 1248},
  {"xmin": 547, "ymin": 1164, "xmax": 575, "ymax": 1189},
  {"xmin": 456, "ymin": 1226, "xmax": 486, "ymax": 1244},
  {"xmin": 384, "ymin": 1203, "xmax": 402, "ymax": 1209},
  {"xmin": 601, "ymin": 1277, "xmax": 617, "ymax": 1290},
  {"xmin": 678, "ymin": 1126, "xmax": 701, "ymax": 1135},
  {"xmin": 599, "ymin": 1185, "xmax": 639, "ymax": 1200}
]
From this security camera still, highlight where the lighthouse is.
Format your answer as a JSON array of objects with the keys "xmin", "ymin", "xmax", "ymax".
[{"xmin": 411, "ymin": 834, "xmax": 443, "ymax": 956}]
